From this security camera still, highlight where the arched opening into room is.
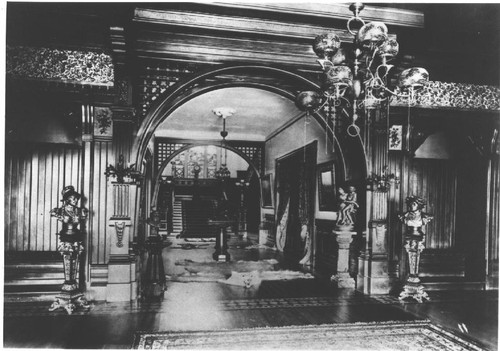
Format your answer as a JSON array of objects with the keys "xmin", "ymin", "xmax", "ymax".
[
  {"xmin": 131, "ymin": 64, "xmax": 369, "ymax": 299},
  {"xmin": 151, "ymin": 143, "xmax": 262, "ymax": 237}
]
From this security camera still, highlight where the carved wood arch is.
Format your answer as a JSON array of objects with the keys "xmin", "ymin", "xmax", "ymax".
[{"xmin": 131, "ymin": 64, "xmax": 363, "ymax": 171}]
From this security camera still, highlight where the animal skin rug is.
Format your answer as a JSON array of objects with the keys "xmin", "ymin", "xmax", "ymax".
[
  {"xmin": 174, "ymin": 258, "xmax": 279, "ymax": 275},
  {"xmin": 218, "ymin": 270, "xmax": 314, "ymax": 288},
  {"xmin": 166, "ymin": 259, "xmax": 313, "ymax": 286}
]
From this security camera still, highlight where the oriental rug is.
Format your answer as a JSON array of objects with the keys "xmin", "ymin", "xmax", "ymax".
[{"xmin": 133, "ymin": 320, "xmax": 487, "ymax": 350}]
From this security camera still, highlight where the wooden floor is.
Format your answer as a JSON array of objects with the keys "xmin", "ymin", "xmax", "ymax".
[{"xmin": 3, "ymin": 233, "xmax": 498, "ymax": 349}]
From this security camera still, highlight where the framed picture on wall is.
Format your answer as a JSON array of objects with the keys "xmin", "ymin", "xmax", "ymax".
[
  {"xmin": 389, "ymin": 125, "xmax": 403, "ymax": 150},
  {"xmin": 261, "ymin": 173, "xmax": 274, "ymax": 208},
  {"xmin": 317, "ymin": 162, "xmax": 336, "ymax": 211}
]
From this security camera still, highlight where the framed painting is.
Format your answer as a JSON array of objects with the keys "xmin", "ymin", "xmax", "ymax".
[
  {"xmin": 317, "ymin": 162, "xmax": 335, "ymax": 211},
  {"xmin": 261, "ymin": 173, "xmax": 274, "ymax": 208},
  {"xmin": 389, "ymin": 125, "xmax": 403, "ymax": 151}
]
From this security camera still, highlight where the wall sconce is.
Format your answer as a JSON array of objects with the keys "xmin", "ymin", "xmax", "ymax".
[
  {"xmin": 104, "ymin": 154, "xmax": 143, "ymax": 184},
  {"xmin": 367, "ymin": 165, "xmax": 400, "ymax": 192}
]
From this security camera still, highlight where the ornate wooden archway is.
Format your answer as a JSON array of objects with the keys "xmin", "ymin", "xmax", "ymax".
[{"xmin": 131, "ymin": 64, "xmax": 365, "ymax": 172}]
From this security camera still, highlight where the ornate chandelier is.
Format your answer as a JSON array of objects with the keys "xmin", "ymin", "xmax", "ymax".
[
  {"xmin": 296, "ymin": 3, "xmax": 429, "ymax": 138},
  {"xmin": 213, "ymin": 107, "xmax": 235, "ymax": 180}
]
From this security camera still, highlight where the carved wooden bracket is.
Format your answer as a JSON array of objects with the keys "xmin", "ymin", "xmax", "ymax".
[{"xmin": 114, "ymin": 222, "xmax": 126, "ymax": 248}]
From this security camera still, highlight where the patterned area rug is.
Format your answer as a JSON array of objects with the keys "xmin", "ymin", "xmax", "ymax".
[{"xmin": 133, "ymin": 321, "xmax": 487, "ymax": 350}]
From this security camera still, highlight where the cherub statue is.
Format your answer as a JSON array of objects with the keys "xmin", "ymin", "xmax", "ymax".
[
  {"xmin": 399, "ymin": 196, "xmax": 433, "ymax": 236},
  {"xmin": 336, "ymin": 186, "xmax": 358, "ymax": 228},
  {"xmin": 50, "ymin": 186, "xmax": 88, "ymax": 241}
]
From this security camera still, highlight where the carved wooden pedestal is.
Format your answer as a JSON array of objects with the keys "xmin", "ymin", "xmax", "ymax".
[
  {"xmin": 49, "ymin": 240, "xmax": 90, "ymax": 314},
  {"xmin": 143, "ymin": 235, "xmax": 170, "ymax": 300},
  {"xmin": 209, "ymin": 220, "xmax": 231, "ymax": 262},
  {"xmin": 331, "ymin": 230, "xmax": 356, "ymax": 288},
  {"xmin": 399, "ymin": 235, "xmax": 429, "ymax": 303}
]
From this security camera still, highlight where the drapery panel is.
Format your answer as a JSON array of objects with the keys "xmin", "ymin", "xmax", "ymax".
[{"xmin": 275, "ymin": 142, "xmax": 317, "ymax": 266}]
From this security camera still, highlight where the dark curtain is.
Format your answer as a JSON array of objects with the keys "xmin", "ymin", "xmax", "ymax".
[{"xmin": 276, "ymin": 142, "xmax": 317, "ymax": 269}]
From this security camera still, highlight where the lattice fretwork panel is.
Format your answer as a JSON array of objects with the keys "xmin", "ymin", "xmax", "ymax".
[
  {"xmin": 155, "ymin": 140, "xmax": 264, "ymax": 177},
  {"xmin": 234, "ymin": 145, "xmax": 264, "ymax": 176},
  {"xmin": 155, "ymin": 141, "xmax": 187, "ymax": 171},
  {"xmin": 138, "ymin": 63, "xmax": 199, "ymax": 122}
]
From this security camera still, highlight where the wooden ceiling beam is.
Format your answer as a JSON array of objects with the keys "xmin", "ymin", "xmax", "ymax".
[
  {"xmin": 134, "ymin": 30, "xmax": 321, "ymax": 69},
  {"xmin": 209, "ymin": 2, "xmax": 425, "ymax": 28},
  {"xmin": 133, "ymin": 8, "xmax": 396, "ymax": 43}
]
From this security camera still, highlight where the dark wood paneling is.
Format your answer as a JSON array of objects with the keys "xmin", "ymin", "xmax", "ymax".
[
  {"xmin": 409, "ymin": 159, "xmax": 457, "ymax": 249},
  {"xmin": 314, "ymin": 219, "xmax": 337, "ymax": 275},
  {"xmin": 485, "ymin": 151, "xmax": 499, "ymax": 287},
  {"xmin": 5, "ymin": 144, "xmax": 83, "ymax": 252}
]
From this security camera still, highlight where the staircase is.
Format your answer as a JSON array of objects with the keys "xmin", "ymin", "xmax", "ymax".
[
  {"xmin": 4, "ymin": 251, "xmax": 64, "ymax": 302},
  {"xmin": 180, "ymin": 198, "xmax": 219, "ymax": 238},
  {"xmin": 171, "ymin": 195, "xmax": 189, "ymax": 237}
]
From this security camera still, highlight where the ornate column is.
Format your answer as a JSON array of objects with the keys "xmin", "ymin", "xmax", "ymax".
[
  {"xmin": 398, "ymin": 196, "xmax": 433, "ymax": 303},
  {"xmin": 49, "ymin": 186, "xmax": 91, "ymax": 314},
  {"xmin": 105, "ymin": 166, "xmax": 141, "ymax": 302}
]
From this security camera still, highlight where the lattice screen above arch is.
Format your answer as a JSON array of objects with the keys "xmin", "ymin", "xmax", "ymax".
[{"xmin": 155, "ymin": 139, "xmax": 264, "ymax": 177}]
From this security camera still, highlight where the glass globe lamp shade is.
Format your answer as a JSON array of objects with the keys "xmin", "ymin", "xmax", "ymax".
[
  {"xmin": 378, "ymin": 39, "xmax": 399, "ymax": 58},
  {"xmin": 323, "ymin": 66, "xmax": 353, "ymax": 89},
  {"xmin": 313, "ymin": 33, "xmax": 341, "ymax": 59},
  {"xmin": 357, "ymin": 22, "xmax": 388, "ymax": 50},
  {"xmin": 296, "ymin": 91, "xmax": 322, "ymax": 112},
  {"xmin": 397, "ymin": 67, "xmax": 429, "ymax": 89},
  {"xmin": 331, "ymin": 48, "xmax": 348, "ymax": 65}
]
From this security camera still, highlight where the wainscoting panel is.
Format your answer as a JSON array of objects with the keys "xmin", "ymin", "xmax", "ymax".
[{"xmin": 5, "ymin": 144, "xmax": 82, "ymax": 252}]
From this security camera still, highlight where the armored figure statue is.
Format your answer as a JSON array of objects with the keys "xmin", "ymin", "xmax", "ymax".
[
  {"xmin": 49, "ymin": 186, "xmax": 90, "ymax": 314},
  {"xmin": 50, "ymin": 186, "xmax": 88, "ymax": 242}
]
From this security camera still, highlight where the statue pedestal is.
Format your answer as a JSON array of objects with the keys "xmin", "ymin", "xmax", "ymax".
[
  {"xmin": 142, "ymin": 235, "xmax": 170, "ymax": 300},
  {"xmin": 331, "ymin": 230, "xmax": 356, "ymax": 289},
  {"xmin": 209, "ymin": 219, "xmax": 231, "ymax": 262},
  {"xmin": 49, "ymin": 240, "xmax": 90, "ymax": 314},
  {"xmin": 399, "ymin": 235, "xmax": 429, "ymax": 303}
]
